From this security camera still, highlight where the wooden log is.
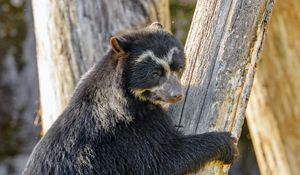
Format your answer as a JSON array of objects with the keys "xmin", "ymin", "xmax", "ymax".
[
  {"xmin": 31, "ymin": 0, "xmax": 170, "ymax": 133},
  {"xmin": 246, "ymin": 0, "xmax": 300, "ymax": 174},
  {"xmin": 169, "ymin": 0, "xmax": 274, "ymax": 174}
]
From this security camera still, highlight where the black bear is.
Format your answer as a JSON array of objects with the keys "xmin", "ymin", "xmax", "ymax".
[{"xmin": 23, "ymin": 22, "xmax": 238, "ymax": 175}]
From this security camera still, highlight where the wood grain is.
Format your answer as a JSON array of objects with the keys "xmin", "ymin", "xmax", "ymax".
[
  {"xmin": 169, "ymin": 0, "xmax": 274, "ymax": 174},
  {"xmin": 247, "ymin": 0, "xmax": 300, "ymax": 174}
]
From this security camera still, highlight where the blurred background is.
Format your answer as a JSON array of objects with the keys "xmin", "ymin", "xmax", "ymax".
[
  {"xmin": 0, "ymin": 0, "xmax": 39, "ymax": 174},
  {"xmin": 0, "ymin": 0, "xmax": 299, "ymax": 174}
]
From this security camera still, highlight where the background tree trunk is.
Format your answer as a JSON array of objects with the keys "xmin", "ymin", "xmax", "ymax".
[
  {"xmin": 169, "ymin": 0, "xmax": 274, "ymax": 174},
  {"xmin": 32, "ymin": 0, "xmax": 170, "ymax": 133},
  {"xmin": 246, "ymin": 0, "xmax": 300, "ymax": 174},
  {"xmin": 0, "ymin": 1, "xmax": 39, "ymax": 174}
]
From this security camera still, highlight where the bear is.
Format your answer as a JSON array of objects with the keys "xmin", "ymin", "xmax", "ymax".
[{"xmin": 23, "ymin": 22, "xmax": 238, "ymax": 175}]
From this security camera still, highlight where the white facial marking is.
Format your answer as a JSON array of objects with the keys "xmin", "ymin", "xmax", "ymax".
[
  {"xmin": 136, "ymin": 50, "xmax": 171, "ymax": 77},
  {"xmin": 166, "ymin": 47, "xmax": 180, "ymax": 64},
  {"xmin": 135, "ymin": 47, "xmax": 180, "ymax": 78},
  {"xmin": 135, "ymin": 50, "xmax": 153, "ymax": 63}
]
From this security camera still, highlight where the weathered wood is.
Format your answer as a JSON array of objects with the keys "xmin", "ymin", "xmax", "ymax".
[
  {"xmin": 246, "ymin": 0, "xmax": 300, "ymax": 174},
  {"xmin": 169, "ymin": 0, "xmax": 274, "ymax": 174},
  {"xmin": 32, "ymin": 0, "xmax": 170, "ymax": 133}
]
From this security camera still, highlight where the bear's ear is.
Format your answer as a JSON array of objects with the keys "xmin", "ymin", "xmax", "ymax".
[
  {"xmin": 149, "ymin": 22, "xmax": 164, "ymax": 30},
  {"xmin": 110, "ymin": 37, "xmax": 127, "ymax": 55}
]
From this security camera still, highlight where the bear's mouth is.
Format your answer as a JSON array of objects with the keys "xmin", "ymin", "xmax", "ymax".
[
  {"xmin": 142, "ymin": 90, "xmax": 182, "ymax": 104},
  {"xmin": 131, "ymin": 88, "xmax": 182, "ymax": 106}
]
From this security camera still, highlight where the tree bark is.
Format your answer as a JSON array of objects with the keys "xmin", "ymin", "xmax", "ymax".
[
  {"xmin": 32, "ymin": 0, "xmax": 170, "ymax": 133},
  {"xmin": 246, "ymin": 0, "xmax": 300, "ymax": 174},
  {"xmin": 169, "ymin": 0, "xmax": 274, "ymax": 174}
]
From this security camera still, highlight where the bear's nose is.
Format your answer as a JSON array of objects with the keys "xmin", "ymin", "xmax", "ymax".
[{"xmin": 167, "ymin": 94, "xmax": 183, "ymax": 103}]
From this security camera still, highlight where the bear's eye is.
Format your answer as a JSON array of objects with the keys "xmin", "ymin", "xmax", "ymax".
[{"xmin": 151, "ymin": 70, "xmax": 162, "ymax": 78}]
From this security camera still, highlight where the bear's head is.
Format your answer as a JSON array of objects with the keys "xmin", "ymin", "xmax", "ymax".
[{"xmin": 110, "ymin": 22, "xmax": 185, "ymax": 105}]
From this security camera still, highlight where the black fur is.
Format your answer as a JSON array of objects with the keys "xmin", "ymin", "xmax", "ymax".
[{"xmin": 23, "ymin": 24, "xmax": 237, "ymax": 175}]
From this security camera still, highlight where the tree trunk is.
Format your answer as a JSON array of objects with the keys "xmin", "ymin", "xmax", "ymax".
[
  {"xmin": 0, "ymin": 0, "xmax": 39, "ymax": 174},
  {"xmin": 246, "ymin": 0, "xmax": 300, "ymax": 174},
  {"xmin": 169, "ymin": 0, "xmax": 274, "ymax": 174},
  {"xmin": 32, "ymin": 0, "xmax": 170, "ymax": 133}
]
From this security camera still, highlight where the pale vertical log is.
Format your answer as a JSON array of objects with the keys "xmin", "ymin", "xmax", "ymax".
[
  {"xmin": 31, "ymin": 0, "xmax": 170, "ymax": 133},
  {"xmin": 247, "ymin": 0, "xmax": 300, "ymax": 174},
  {"xmin": 169, "ymin": 0, "xmax": 274, "ymax": 174}
]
